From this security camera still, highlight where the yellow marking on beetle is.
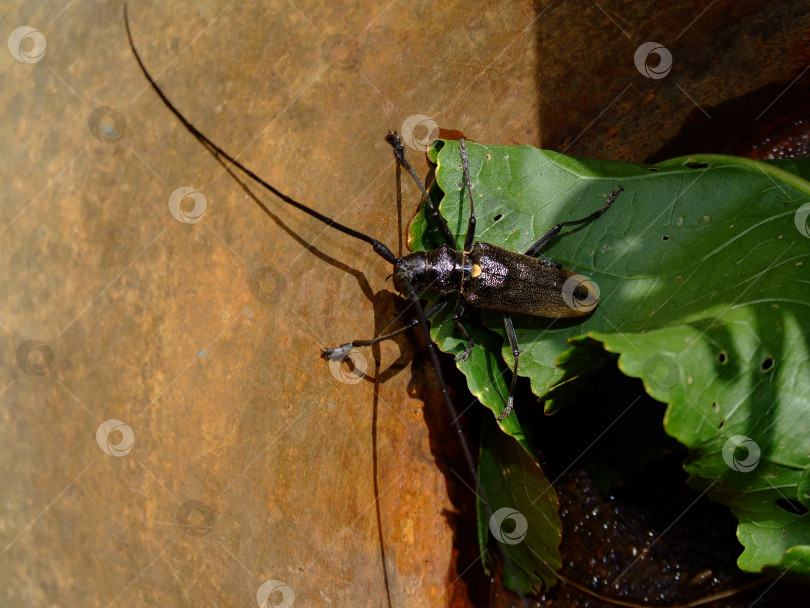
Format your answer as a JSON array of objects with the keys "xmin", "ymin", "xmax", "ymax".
[{"xmin": 471, "ymin": 264, "xmax": 482, "ymax": 278}]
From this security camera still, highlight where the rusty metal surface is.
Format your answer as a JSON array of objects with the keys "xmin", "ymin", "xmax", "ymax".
[{"xmin": 1, "ymin": 1, "xmax": 807, "ymax": 607}]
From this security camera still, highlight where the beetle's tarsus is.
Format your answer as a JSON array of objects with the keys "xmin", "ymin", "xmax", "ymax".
[
  {"xmin": 321, "ymin": 344, "xmax": 354, "ymax": 360},
  {"xmin": 455, "ymin": 344, "xmax": 473, "ymax": 362},
  {"xmin": 497, "ymin": 402, "xmax": 513, "ymax": 421},
  {"xmin": 385, "ymin": 131, "xmax": 406, "ymax": 162}
]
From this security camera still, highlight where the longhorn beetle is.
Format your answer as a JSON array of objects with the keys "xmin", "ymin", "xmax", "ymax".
[
  {"xmin": 125, "ymin": 5, "xmax": 619, "ymax": 602},
  {"xmin": 325, "ymin": 144, "xmax": 621, "ymax": 420}
]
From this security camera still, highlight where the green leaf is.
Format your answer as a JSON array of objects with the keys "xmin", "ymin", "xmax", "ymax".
[
  {"xmin": 410, "ymin": 141, "xmax": 810, "ymax": 577},
  {"xmin": 476, "ymin": 417, "xmax": 561, "ymax": 593}
]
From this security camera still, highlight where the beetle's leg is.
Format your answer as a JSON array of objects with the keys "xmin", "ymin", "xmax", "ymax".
[
  {"xmin": 523, "ymin": 186, "xmax": 623, "ymax": 257},
  {"xmin": 394, "ymin": 277, "xmax": 530, "ymax": 606},
  {"xmin": 384, "ymin": 132, "xmax": 458, "ymax": 250},
  {"xmin": 498, "ymin": 314, "xmax": 523, "ymax": 420},
  {"xmin": 459, "ymin": 139, "xmax": 477, "ymax": 251},
  {"xmin": 452, "ymin": 296, "xmax": 474, "ymax": 361},
  {"xmin": 322, "ymin": 299, "xmax": 448, "ymax": 360}
]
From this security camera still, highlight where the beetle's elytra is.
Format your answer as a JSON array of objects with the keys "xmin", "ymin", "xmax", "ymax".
[{"xmin": 394, "ymin": 241, "xmax": 600, "ymax": 318}]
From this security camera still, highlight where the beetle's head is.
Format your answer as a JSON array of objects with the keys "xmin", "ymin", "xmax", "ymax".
[{"xmin": 392, "ymin": 252, "xmax": 428, "ymax": 294}]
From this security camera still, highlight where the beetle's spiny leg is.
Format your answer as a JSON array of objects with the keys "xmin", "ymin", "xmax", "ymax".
[
  {"xmin": 385, "ymin": 132, "xmax": 458, "ymax": 250},
  {"xmin": 524, "ymin": 185, "xmax": 624, "ymax": 257},
  {"xmin": 321, "ymin": 299, "xmax": 448, "ymax": 359},
  {"xmin": 451, "ymin": 296, "xmax": 474, "ymax": 361},
  {"xmin": 459, "ymin": 139, "xmax": 477, "ymax": 251},
  {"xmin": 498, "ymin": 314, "xmax": 523, "ymax": 420}
]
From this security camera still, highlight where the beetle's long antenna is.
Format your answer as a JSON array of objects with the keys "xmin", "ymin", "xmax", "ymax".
[
  {"xmin": 127, "ymin": 6, "xmax": 529, "ymax": 602},
  {"xmin": 124, "ymin": 5, "xmax": 398, "ymax": 266},
  {"xmin": 397, "ymin": 277, "xmax": 529, "ymax": 606}
]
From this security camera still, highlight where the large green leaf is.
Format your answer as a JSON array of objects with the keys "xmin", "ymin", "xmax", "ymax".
[{"xmin": 409, "ymin": 140, "xmax": 810, "ymax": 577}]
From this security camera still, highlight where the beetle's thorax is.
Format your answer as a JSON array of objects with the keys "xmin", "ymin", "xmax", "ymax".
[{"xmin": 393, "ymin": 244, "xmax": 473, "ymax": 295}]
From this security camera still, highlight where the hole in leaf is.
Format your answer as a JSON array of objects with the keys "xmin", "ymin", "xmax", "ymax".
[
  {"xmin": 493, "ymin": 214, "xmax": 503, "ymax": 222},
  {"xmin": 718, "ymin": 419, "xmax": 725, "ymax": 429},
  {"xmin": 485, "ymin": 153, "xmax": 492, "ymax": 161},
  {"xmin": 685, "ymin": 161, "xmax": 709, "ymax": 169},
  {"xmin": 718, "ymin": 351, "xmax": 727, "ymax": 364},
  {"xmin": 761, "ymin": 355, "xmax": 774, "ymax": 372},
  {"xmin": 662, "ymin": 235, "xmax": 669, "ymax": 241},
  {"xmin": 776, "ymin": 499, "xmax": 808, "ymax": 515}
]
